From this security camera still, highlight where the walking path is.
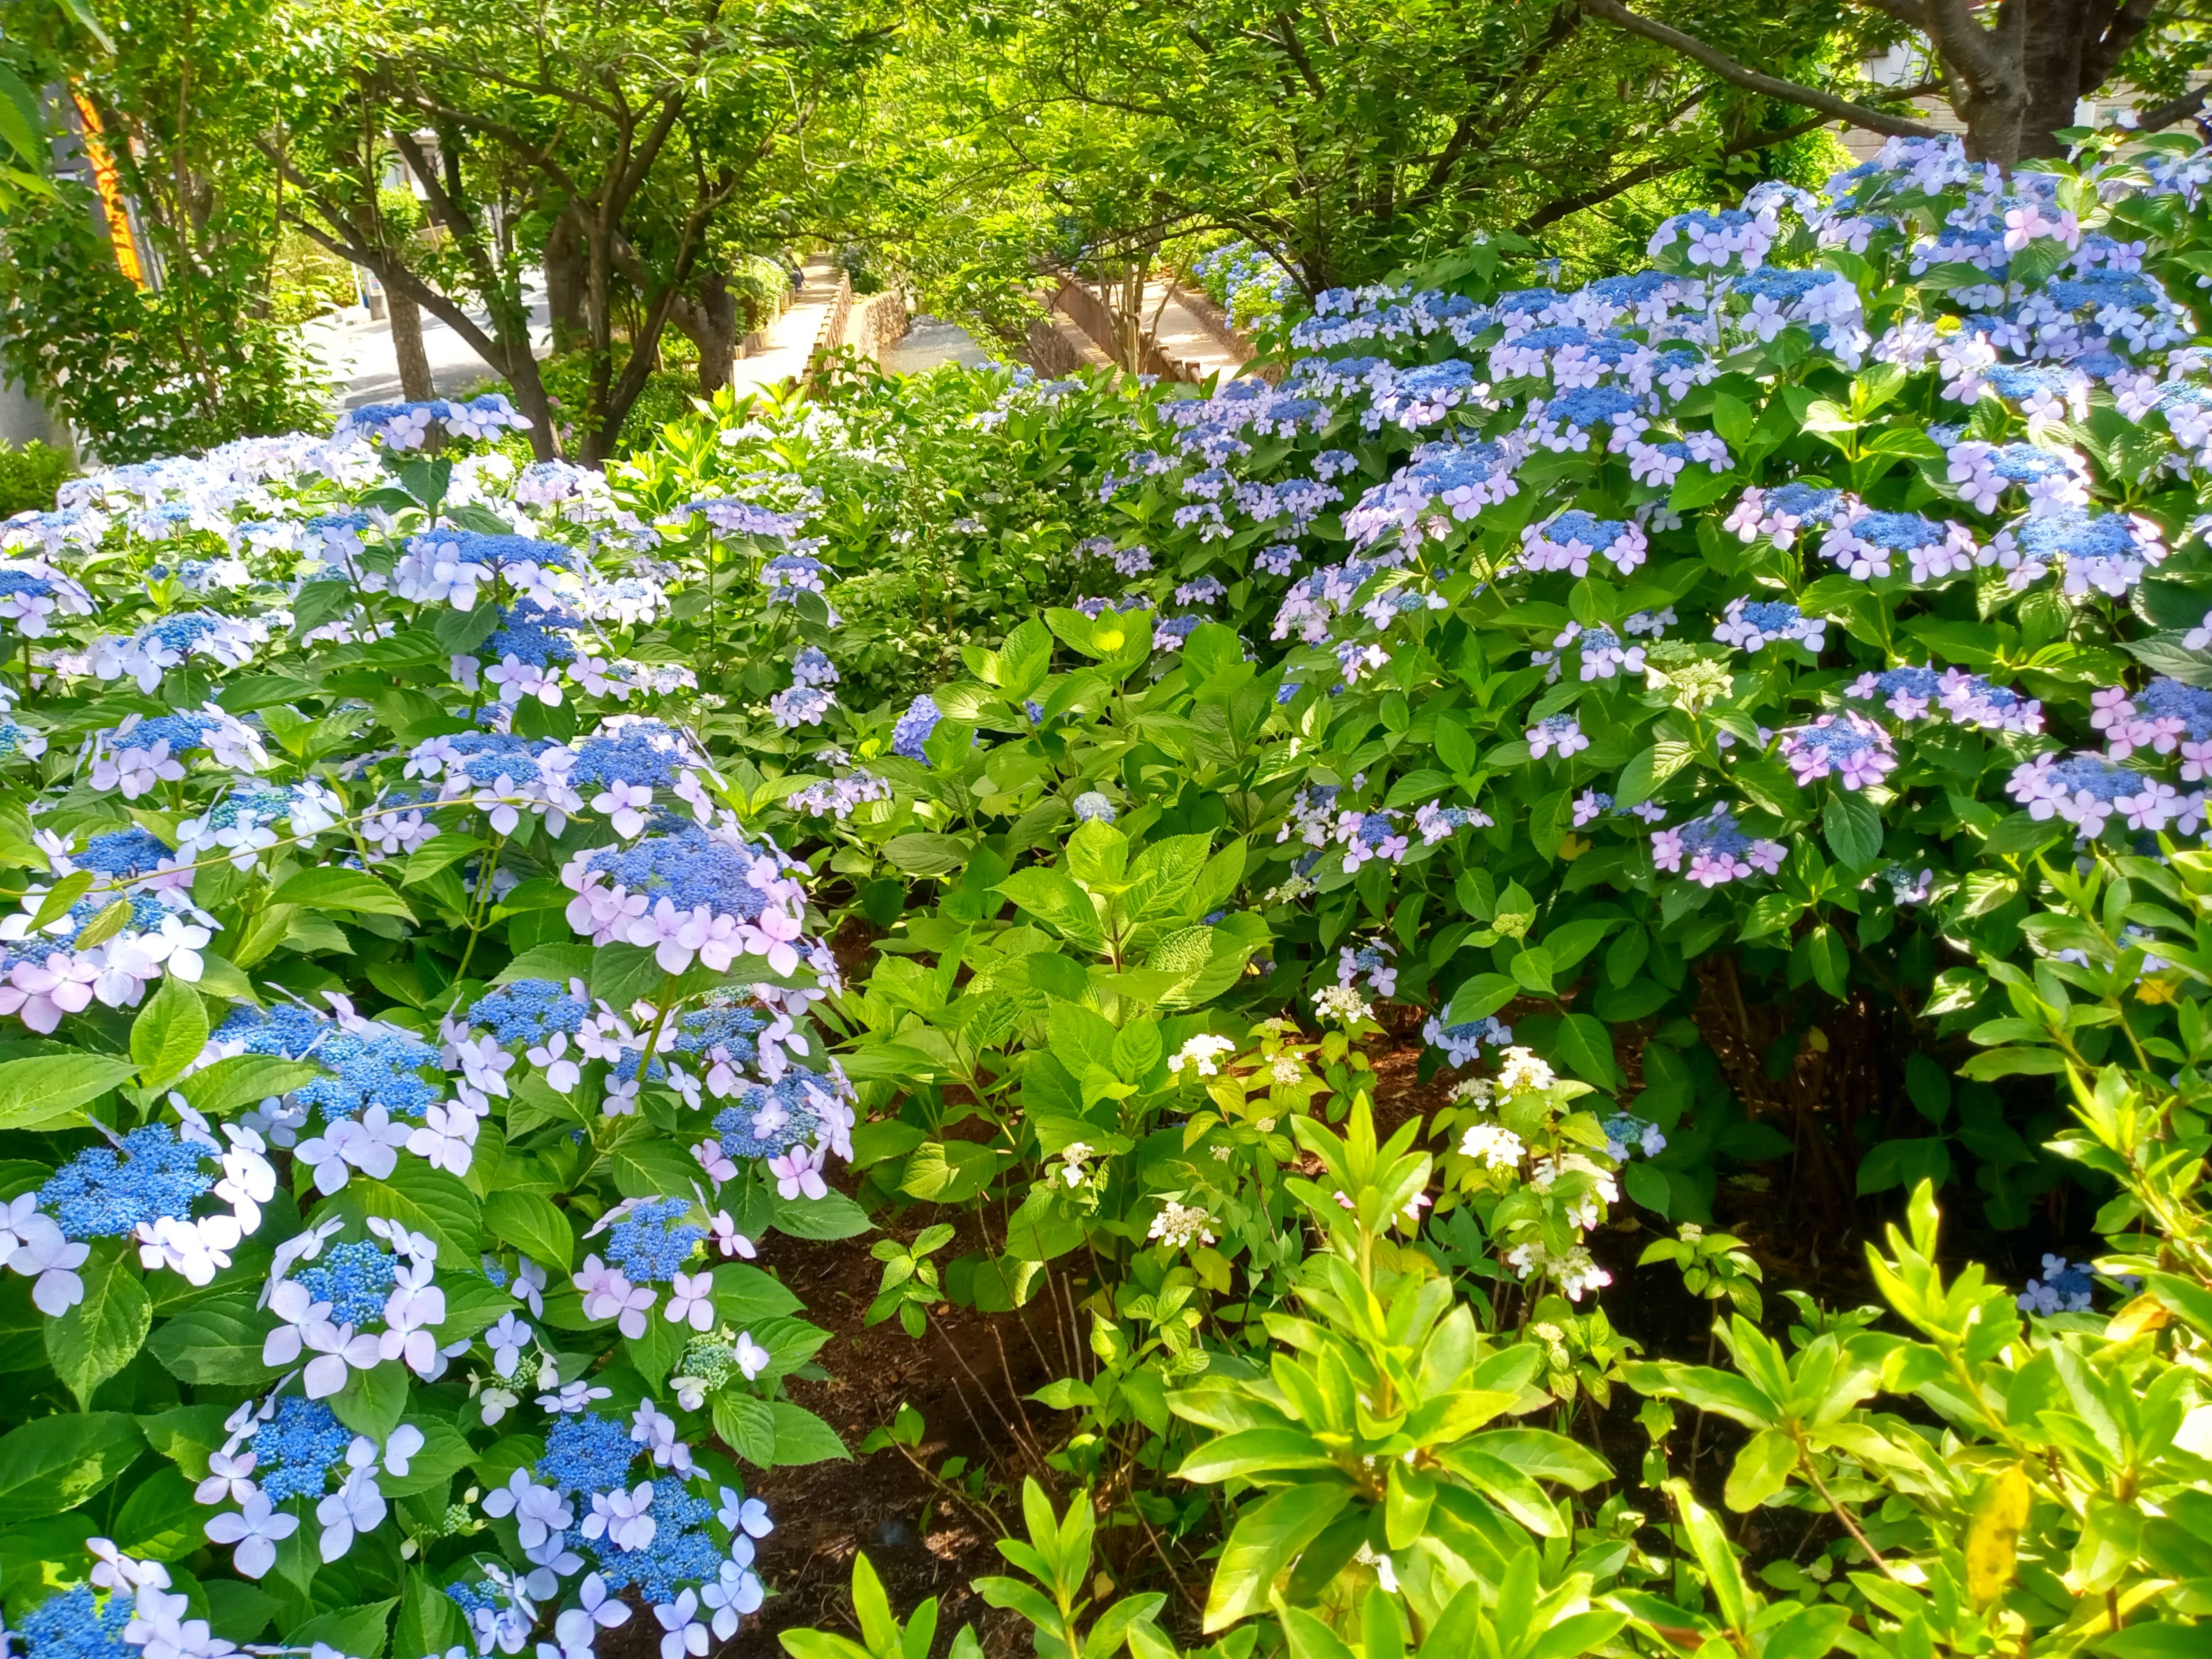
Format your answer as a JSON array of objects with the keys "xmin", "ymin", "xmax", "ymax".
[
  {"xmin": 882, "ymin": 315, "xmax": 994, "ymax": 375},
  {"xmin": 304, "ymin": 277, "xmax": 552, "ymax": 411},
  {"xmin": 308, "ymin": 261, "xmax": 853, "ymax": 411},
  {"xmin": 1134, "ymin": 280, "xmax": 1247, "ymax": 381}
]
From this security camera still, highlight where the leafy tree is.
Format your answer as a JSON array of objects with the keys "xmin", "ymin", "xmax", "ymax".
[
  {"xmin": 857, "ymin": 0, "xmax": 1905, "ymax": 300},
  {"xmin": 268, "ymin": 0, "xmax": 891, "ymax": 462},
  {"xmin": 0, "ymin": 0, "xmax": 327, "ymax": 460},
  {"xmin": 1580, "ymin": 0, "xmax": 2212, "ymax": 166}
]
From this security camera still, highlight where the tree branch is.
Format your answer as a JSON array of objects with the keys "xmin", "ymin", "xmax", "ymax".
[
  {"xmin": 2082, "ymin": 0, "xmax": 2162, "ymax": 93},
  {"xmin": 2139, "ymin": 82, "xmax": 2212, "ymax": 132},
  {"xmin": 1408, "ymin": 2, "xmax": 1582, "ymax": 208},
  {"xmin": 258, "ymin": 146, "xmax": 513, "ymax": 373},
  {"xmin": 1918, "ymin": 0, "xmax": 2015, "ymax": 93},
  {"xmin": 1266, "ymin": 10, "xmax": 1329, "ymax": 103},
  {"xmin": 1576, "ymin": 0, "xmax": 1941, "ymax": 138},
  {"xmin": 1519, "ymin": 106, "xmax": 1837, "ymax": 233}
]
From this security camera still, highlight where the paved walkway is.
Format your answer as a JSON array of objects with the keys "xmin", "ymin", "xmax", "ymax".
[
  {"xmin": 726, "ymin": 259, "xmax": 844, "ymax": 391},
  {"xmin": 1135, "ymin": 280, "xmax": 1246, "ymax": 381},
  {"xmin": 308, "ymin": 261, "xmax": 848, "ymax": 410},
  {"xmin": 882, "ymin": 315, "xmax": 994, "ymax": 375},
  {"xmin": 305, "ymin": 277, "xmax": 552, "ymax": 410}
]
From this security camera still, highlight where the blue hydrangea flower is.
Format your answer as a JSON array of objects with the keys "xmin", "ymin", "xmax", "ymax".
[
  {"xmin": 39, "ymin": 1125, "xmax": 212, "ymax": 1239},
  {"xmin": 255, "ymin": 1395, "xmax": 354, "ymax": 1504},
  {"xmin": 537, "ymin": 1411, "xmax": 641, "ymax": 1492},
  {"xmin": 575, "ymin": 1476, "xmax": 721, "ymax": 1603},
  {"xmin": 480, "ymin": 601, "xmax": 580, "ymax": 667},
  {"xmin": 469, "ymin": 979, "xmax": 590, "ymax": 1045},
  {"xmin": 571, "ymin": 722, "xmax": 691, "ymax": 794},
  {"xmin": 295, "ymin": 1239, "xmax": 397, "ymax": 1326},
  {"xmin": 891, "ymin": 695, "xmax": 942, "ymax": 762},
  {"xmin": 604, "ymin": 1199, "xmax": 705, "ymax": 1282},
  {"xmin": 216, "ymin": 1004, "xmax": 443, "ymax": 1119},
  {"xmin": 574, "ymin": 827, "xmax": 778, "ymax": 922},
  {"xmin": 18, "ymin": 1586, "xmax": 132, "ymax": 1659}
]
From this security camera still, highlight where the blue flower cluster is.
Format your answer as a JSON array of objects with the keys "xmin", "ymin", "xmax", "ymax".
[
  {"xmin": 124, "ymin": 713, "xmax": 222, "ymax": 754},
  {"xmin": 577, "ymin": 827, "xmax": 774, "ymax": 921},
  {"xmin": 891, "ymin": 695, "xmax": 942, "ymax": 761},
  {"xmin": 712, "ymin": 1070, "xmax": 835, "ymax": 1159},
  {"xmin": 571, "ymin": 723, "xmax": 686, "ymax": 792},
  {"xmin": 1424, "ymin": 1015, "xmax": 1511, "ymax": 1068},
  {"xmin": 676, "ymin": 998, "xmax": 768, "ymax": 1064},
  {"xmin": 39, "ymin": 1125, "xmax": 212, "ymax": 1239},
  {"xmin": 217, "ymin": 1003, "xmax": 444, "ymax": 1118},
  {"xmin": 469, "ymin": 978, "xmax": 590, "ymax": 1044},
  {"xmin": 255, "ymin": 1395, "xmax": 354, "ymax": 1503},
  {"xmin": 446, "ymin": 731, "xmax": 562, "ymax": 789},
  {"xmin": 444, "ymin": 1581, "xmax": 500, "ymax": 1619},
  {"xmin": 537, "ymin": 1411, "xmax": 640, "ymax": 1492},
  {"xmin": 142, "ymin": 614, "xmax": 221, "ymax": 653},
  {"xmin": 605, "ymin": 1198, "xmax": 704, "ymax": 1283},
  {"xmin": 18, "ymin": 1587, "xmax": 133, "ymax": 1659},
  {"xmin": 295, "ymin": 1239, "xmax": 397, "ymax": 1325},
  {"xmin": 76, "ymin": 831, "xmax": 175, "ymax": 884},
  {"xmin": 441, "ymin": 530, "xmax": 575, "ymax": 572},
  {"xmin": 578, "ymin": 1477, "xmax": 720, "ymax": 1603},
  {"xmin": 2018, "ymin": 1254, "xmax": 2096, "ymax": 1315},
  {"xmin": 482, "ymin": 601, "xmax": 580, "ymax": 667},
  {"xmin": 2141, "ymin": 677, "xmax": 2212, "ymax": 741}
]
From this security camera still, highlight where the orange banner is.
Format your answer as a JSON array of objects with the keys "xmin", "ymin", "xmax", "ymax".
[{"xmin": 71, "ymin": 89, "xmax": 144, "ymax": 288}]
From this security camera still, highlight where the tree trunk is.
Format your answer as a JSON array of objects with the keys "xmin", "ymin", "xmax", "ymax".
[
  {"xmin": 544, "ymin": 216, "xmax": 588, "ymax": 353},
  {"xmin": 669, "ymin": 269, "xmax": 738, "ymax": 393},
  {"xmin": 502, "ymin": 348, "xmax": 560, "ymax": 462},
  {"xmin": 2018, "ymin": 0, "xmax": 2092, "ymax": 158},
  {"xmin": 388, "ymin": 289, "xmax": 435, "ymax": 402}
]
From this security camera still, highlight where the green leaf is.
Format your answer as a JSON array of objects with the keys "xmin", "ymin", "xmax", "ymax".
[
  {"xmin": 330, "ymin": 1361, "xmax": 410, "ymax": 1441},
  {"xmin": 493, "ymin": 944, "xmax": 597, "ymax": 985},
  {"xmin": 398, "ymin": 837, "xmax": 485, "ymax": 888},
  {"xmin": 1548, "ymin": 1013, "xmax": 1619, "ymax": 1091},
  {"xmin": 147, "ymin": 1296, "xmax": 285, "ymax": 1386},
  {"xmin": 604, "ymin": 1133, "xmax": 703, "ymax": 1200},
  {"xmin": 177, "ymin": 1056, "xmax": 326, "ymax": 1117},
  {"xmin": 131, "ymin": 975, "xmax": 210, "ymax": 1092},
  {"xmin": 0, "ymin": 1412, "xmax": 142, "ymax": 1521},
  {"xmin": 269, "ymin": 866, "xmax": 415, "ymax": 921},
  {"xmin": 1855, "ymin": 1136, "xmax": 1953, "ymax": 1196},
  {"xmin": 883, "ymin": 833, "xmax": 970, "ymax": 877},
  {"xmin": 0, "ymin": 1053, "xmax": 136, "ymax": 1132},
  {"xmin": 1665, "ymin": 1479, "xmax": 1754, "ymax": 1634},
  {"xmin": 45, "ymin": 1242, "xmax": 151, "ymax": 1408},
  {"xmin": 1202, "ymin": 1481, "xmax": 1354, "ymax": 1632},
  {"xmin": 396, "ymin": 1569, "xmax": 466, "ymax": 1659},
  {"xmin": 357, "ymin": 1163, "xmax": 482, "ymax": 1263},
  {"xmin": 482, "ymin": 1191, "xmax": 575, "ymax": 1273},
  {"xmin": 772, "ymin": 1192, "xmax": 873, "ymax": 1240},
  {"xmin": 1955, "ymin": 1046, "xmax": 2068, "ymax": 1080},
  {"xmin": 712, "ymin": 1264, "xmax": 804, "ymax": 1323},
  {"xmin": 1822, "ymin": 791, "xmax": 1882, "ymax": 871},
  {"xmin": 287, "ymin": 1599, "xmax": 396, "ymax": 1659},
  {"xmin": 110, "ymin": 1464, "xmax": 202, "ymax": 1561},
  {"xmin": 712, "ymin": 1392, "xmax": 778, "ymax": 1466},
  {"xmin": 0, "ymin": 61, "xmax": 47, "ymax": 168},
  {"xmin": 1723, "ymin": 1427, "xmax": 1798, "ymax": 1511},
  {"xmin": 138, "ymin": 1403, "xmax": 231, "ymax": 1479},
  {"xmin": 768, "ymin": 1400, "xmax": 849, "ymax": 1465}
]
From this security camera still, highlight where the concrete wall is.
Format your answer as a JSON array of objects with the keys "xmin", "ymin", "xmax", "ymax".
[{"xmin": 0, "ymin": 365, "xmax": 66, "ymax": 454}]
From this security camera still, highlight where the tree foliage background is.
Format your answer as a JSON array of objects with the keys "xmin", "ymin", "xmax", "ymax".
[{"xmin": 8, "ymin": 0, "xmax": 2212, "ymax": 454}]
